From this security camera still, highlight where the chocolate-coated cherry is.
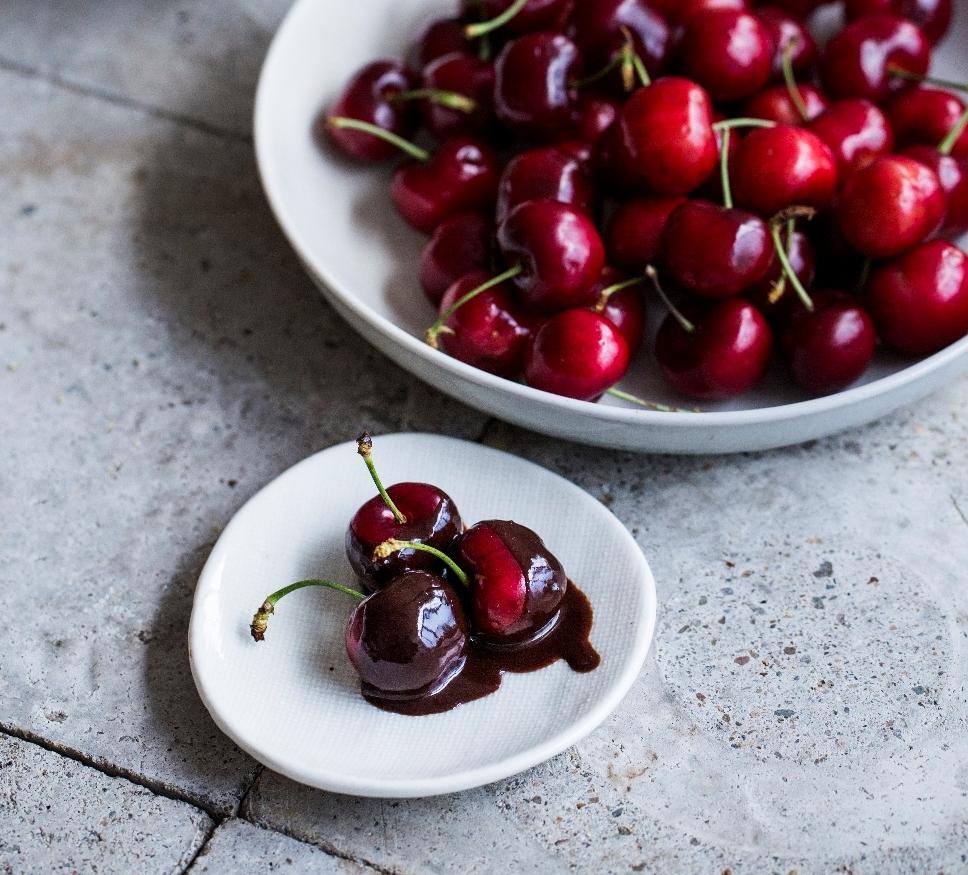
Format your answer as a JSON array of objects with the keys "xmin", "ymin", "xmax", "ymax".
[
  {"xmin": 836, "ymin": 155, "xmax": 945, "ymax": 258},
  {"xmin": 757, "ymin": 6, "xmax": 819, "ymax": 81},
  {"xmin": 809, "ymin": 98, "xmax": 895, "ymax": 176},
  {"xmin": 888, "ymin": 87, "xmax": 968, "ymax": 159},
  {"xmin": 420, "ymin": 52, "xmax": 495, "ymax": 137},
  {"xmin": 419, "ymin": 211, "xmax": 493, "ymax": 306},
  {"xmin": 463, "ymin": 0, "xmax": 572, "ymax": 36},
  {"xmin": 742, "ymin": 84, "xmax": 829, "ymax": 126},
  {"xmin": 589, "ymin": 267, "xmax": 648, "ymax": 351},
  {"xmin": 497, "ymin": 200, "xmax": 606, "ymax": 313},
  {"xmin": 820, "ymin": 14, "xmax": 931, "ymax": 102},
  {"xmin": 525, "ymin": 308, "xmax": 631, "ymax": 400},
  {"xmin": 865, "ymin": 239, "xmax": 968, "ymax": 355},
  {"xmin": 843, "ymin": 0, "xmax": 951, "ymax": 44},
  {"xmin": 345, "ymin": 434, "xmax": 463, "ymax": 590},
  {"xmin": 495, "ymin": 146, "xmax": 595, "ymax": 225},
  {"xmin": 606, "ymin": 196, "xmax": 684, "ymax": 273}
]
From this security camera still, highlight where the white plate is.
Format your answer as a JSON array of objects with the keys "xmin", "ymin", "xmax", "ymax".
[
  {"xmin": 254, "ymin": 1, "xmax": 968, "ymax": 453},
  {"xmin": 189, "ymin": 433, "xmax": 656, "ymax": 797}
]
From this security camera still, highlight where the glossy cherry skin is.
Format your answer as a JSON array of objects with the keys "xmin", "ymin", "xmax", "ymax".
[
  {"xmin": 843, "ymin": 0, "xmax": 951, "ymax": 44},
  {"xmin": 346, "ymin": 571, "xmax": 468, "ymax": 701},
  {"xmin": 589, "ymin": 266, "xmax": 648, "ymax": 351},
  {"xmin": 495, "ymin": 146, "xmax": 595, "ymax": 225},
  {"xmin": 865, "ymin": 240, "xmax": 968, "ymax": 355},
  {"xmin": 498, "ymin": 200, "xmax": 606, "ymax": 313},
  {"xmin": 463, "ymin": 0, "xmax": 572, "ymax": 34},
  {"xmin": 569, "ymin": 94, "xmax": 620, "ymax": 146},
  {"xmin": 435, "ymin": 270, "xmax": 535, "ymax": 377},
  {"xmin": 732, "ymin": 125, "xmax": 838, "ymax": 216},
  {"xmin": 656, "ymin": 299, "xmax": 774, "ymax": 400},
  {"xmin": 820, "ymin": 14, "xmax": 931, "ymax": 103},
  {"xmin": 747, "ymin": 228, "xmax": 817, "ymax": 319},
  {"xmin": 662, "ymin": 200, "xmax": 774, "ymax": 298},
  {"xmin": 656, "ymin": 0, "xmax": 749, "ymax": 24},
  {"xmin": 391, "ymin": 136, "xmax": 499, "ymax": 233},
  {"xmin": 809, "ymin": 98, "xmax": 895, "ymax": 177},
  {"xmin": 347, "ymin": 484, "xmax": 463, "ymax": 591},
  {"xmin": 781, "ymin": 293, "xmax": 877, "ymax": 394},
  {"xmin": 887, "ymin": 87, "xmax": 968, "ymax": 159},
  {"xmin": 757, "ymin": 6, "xmax": 819, "ymax": 81},
  {"xmin": 614, "ymin": 78, "xmax": 719, "ymax": 195},
  {"xmin": 421, "ymin": 52, "xmax": 495, "ymax": 138},
  {"xmin": 419, "ymin": 212, "xmax": 493, "ymax": 305},
  {"xmin": 677, "ymin": 10, "xmax": 773, "ymax": 104},
  {"xmin": 742, "ymin": 84, "xmax": 829, "ymax": 126},
  {"xmin": 455, "ymin": 520, "xmax": 567, "ymax": 647},
  {"xmin": 903, "ymin": 146, "xmax": 968, "ymax": 237},
  {"xmin": 417, "ymin": 18, "xmax": 473, "ymax": 67},
  {"xmin": 836, "ymin": 155, "xmax": 945, "ymax": 259},
  {"xmin": 323, "ymin": 61, "xmax": 418, "ymax": 162},
  {"xmin": 525, "ymin": 309, "xmax": 631, "ymax": 399},
  {"xmin": 606, "ymin": 196, "xmax": 684, "ymax": 273},
  {"xmin": 494, "ymin": 33, "xmax": 582, "ymax": 139}
]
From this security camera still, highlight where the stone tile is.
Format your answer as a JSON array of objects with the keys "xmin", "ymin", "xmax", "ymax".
[{"xmin": 0, "ymin": 733, "xmax": 212, "ymax": 875}]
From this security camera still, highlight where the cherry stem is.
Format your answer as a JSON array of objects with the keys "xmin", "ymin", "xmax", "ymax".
[
  {"xmin": 391, "ymin": 89, "xmax": 476, "ymax": 114},
  {"xmin": 594, "ymin": 276, "xmax": 647, "ymax": 311},
  {"xmin": 713, "ymin": 117, "xmax": 776, "ymax": 131},
  {"xmin": 373, "ymin": 540, "xmax": 470, "ymax": 587},
  {"xmin": 425, "ymin": 264, "xmax": 524, "ymax": 348},
  {"xmin": 250, "ymin": 579, "xmax": 365, "ymax": 641},
  {"xmin": 781, "ymin": 38, "xmax": 809, "ymax": 122},
  {"xmin": 720, "ymin": 126, "xmax": 734, "ymax": 210},
  {"xmin": 357, "ymin": 431, "xmax": 407, "ymax": 524},
  {"xmin": 768, "ymin": 217, "xmax": 796, "ymax": 305},
  {"xmin": 620, "ymin": 26, "xmax": 650, "ymax": 89},
  {"xmin": 888, "ymin": 65, "xmax": 968, "ymax": 93},
  {"xmin": 606, "ymin": 388, "xmax": 693, "ymax": 413},
  {"xmin": 857, "ymin": 256, "xmax": 873, "ymax": 293},
  {"xmin": 939, "ymin": 105, "xmax": 968, "ymax": 156},
  {"xmin": 465, "ymin": 0, "xmax": 529, "ymax": 38},
  {"xmin": 327, "ymin": 117, "xmax": 429, "ymax": 162},
  {"xmin": 769, "ymin": 220, "xmax": 813, "ymax": 312},
  {"xmin": 645, "ymin": 266, "xmax": 694, "ymax": 334}
]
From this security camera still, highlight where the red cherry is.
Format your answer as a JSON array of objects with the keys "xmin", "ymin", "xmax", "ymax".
[
  {"xmin": 464, "ymin": 0, "xmax": 573, "ymax": 35},
  {"xmin": 498, "ymin": 200, "xmax": 606, "ymax": 313},
  {"xmin": 589, "ymin": 266, "xmax": 648, "ymax": 351},
  {"xmin": 419, "ymin": 212, "xmax": 494, "ymax": 305},
  {"xmin": 836, "ymin": 155, "xmax": 944, "ymax": 258},
  {"xmin": 755, "ymin": 0, "xmax": 823, "ymax": 15},
  {"xmin": 820, "ymin": 14, "xmax": 931, "ymax": 103},
  {"xmin": 742, "ymin": 84, "xmax": 829, "ymax": 126},
  {"xmin": 525, "ymin": 309, "xmax": 631, "ymax": 399},
  {"xmin": 903, "ymin": 146, "xmax": 968, "ymax": 237},
  {"xmin": 495, "ymin": 146, "xmax": 595, "ymax": 225},
  {"xmin": 606, "ymin": 196, "xmax": 685, "ymax": 273},
  {"xmin": 809, "ymin": 98, "xmax": 895, "ymax": 176},
  {"xmin": 756, "ymin": 6, "xmax": 819, "ymax": 81},
  {"xmin": 662, "ymin": 200, "xmax": 774, "ymax": 298},
  {"xmin": 747, "ymin": 226, "xmax": 817, "ymax": 319},
  {"xmin": 657, "ymin": 0, "xmax": 749, "ymax": 24},
  {"xmin": 416, "ymin": 19, "xmax": 473, "ymax": 67},
  {"xmin": 678, "ymin": 10, "xmax": 773, "ymax": 103},
  {"xmin": 865, "ymin": 240, "xmax": 968, "ymax": 354},
  {"xmin": 569, "ymin": 93, "xmax": 621, "ymax": 145},
  {"xmin": 887, "ymin": 87, "xmax": 968, "ymax": 159},
  {"xmin": 420, "ymin": 53, "xmax": 495, "ymax": 138},
  {"xmin": 655, "ymin": 298, "xmax": 774, "ymax": 400},
  {"xmin": 843, "ymin": 0, "xmax": 952, "ymax": 44},
  {"xmin": 732, "ymin": 125, "xmax": 838, "ymax": 216},
  {"xmin": 391, "ymin": 135, "xmax": 499, "ymax": 233}
]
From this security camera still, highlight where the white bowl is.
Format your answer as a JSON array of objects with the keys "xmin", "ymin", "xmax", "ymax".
[
  {"xmin": 254, "ymin": 0, "xmax": 968, "ymax": 453},
  {"xmin": 189, "ymin": 433, "xmax": 656, "ymax": 797}
]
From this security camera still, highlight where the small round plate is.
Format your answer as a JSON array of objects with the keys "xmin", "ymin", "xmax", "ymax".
[{"xmin": 189, "ymin": 433, "xmax": 656, "ymax": 798}]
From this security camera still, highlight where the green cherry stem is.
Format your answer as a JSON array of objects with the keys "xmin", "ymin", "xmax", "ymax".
[
  {"xmin": 327, "ymin": 117, "xmax": 430, "ymax": 162},
  {"xmin": 594, "ymin": 275, "xmax": 647, "ymax": 311},
  {"xmin": 781, "ymin": 38, "xmax": 809, "ymax": 122},
  {"xmin": 645, "ymin": 266, "xmax": 695, "ymax": 334},
  {"xmin": 939, "ymin": 105, "xmax": 968, "ymax": 156},
  {"xmin": 713, "ymin": 117, "xmax": 776, "ymax": 131},
  {"xmin": 465, "ymin": 0, "xmax": 529, "ymax": 38},
  {"xmin": 857, "ymin": 256, "xmax": 873, "ymax": 294},
  {"xmin": 250, "ymin": 579, "xmax": 365, "ymax": 641},
  {"xmin": 391, "ymin": 88, "xmax": 477, "ymax": 114},
  {"xmin": 425, "ymin": 264, "xmax": 524, "ymax": 348},
  {"xmin": 357, "ymin": 431, "xmax": 407, "ymax": 524},
  {"xmin": 720, "ymin": 126, "xmax": 734, "ymax": 210},
  {"xmin": 373, "ymin": 540, "xmax": 470, "ymax": 587},
  {"xmin": 887, "ymin": 65, "xmax": 968, "ymax": 93},
  {"xmin": 605, "ymin": 387, "xmax": 694, "ymax": 413},
  {"xmin": 768, "ymin": 217, "xmax": 796, "ymax": 305},
  {"xmin": 769, "ymin": 220, "xmax": 813, "ymax": 312}
]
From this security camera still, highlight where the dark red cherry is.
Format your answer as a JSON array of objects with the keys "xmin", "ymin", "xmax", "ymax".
[
  {"xmin": 498, "ymin": 200, "xmax": 606, "ymax": 313},
  {"xmin": 903, "ymin": 146, "xmax": 968, "ymax": 237},
  {"xmin": 836, "ymin": 155, "xmax": 944, "ymax": 258},
  {"xmin": 747, "ymin": 227, "xmax": 817, "ymax": 319},
  {"xmin": 753, "ymin": 0, "xmax": 820, "ymax": 15},
  {"xmin": 742, "ymin": 84, "xmax": 829, "ymax": 126},
  {"xmin": 589, "ymin": 266, "xmax": 648, "ymax": 351},
  {"xmin": 346, "ymin": 571, "xmax": 468, "ymax": 702},
  {"xmin": 662, "ymin": 200, "xmax": 774, "ymax": 298},
  {"xmin": 843, "ymin": 0, "xmax": 951, "ymax": 44},
  {"xmin": 887, "ymin": 87, "xmax": 968, "ymax": 159},
  {"xmin": 613, "ymin": 77, "xmax": 719, "ymax": 195},
  {"xmin": 865, "ymin": 240, "xmax": 968, "ymax": 354},
  {"xmin": 495, "ymin": 146, "xmax": 595, "ymax": 225},
  {"xmin": 606, "ymin": 196, "xmax": 685, "ymax": 273},
  {"xmin": 678, "ymin": 10, "xmax": 773, "ymax": 103},
  {"xmin": 656, "ymin": 0, "xmax": 749, "ymax": 23},
  {"xmin": 656, "ymin": 298, "xmax": 774, "ymax": 400},
  {"xmin": 464, "ymin": 0, "xmax": 573, "ymax": 34},
  {"xmin": 417, "ymin": 18, "xmax": 473, "ymax": 67},
  {"xmin": 455, "ymin": 520, "xmax": 567, "ymax": 646},
  {"xmin": 391, "ymin": 135, "xmax": 499, "ymax": 233},
  {"xmin": 732, "ymin": 125, "xmax": 838, "ymax": 216},
  {"xmin": 820, "ymin": 14, "xmax": 931, "ymax": 103},
  {"xmin": 809, "ymin": 98, "xmax": 895, "ymax": 177},
  {"xmin": 419, "ymin": 212, "xmax": 494, "ymax": 306},
  {"xmin": 323, "ymin": 61, "xmax": 418, "ymax": 162},
  {"xmin": 525, "ymin": 309, "xmax": 631, "ymax": 399},
  {"xmin": 421, "ymin": 52, "xmax": 495, "ymax": 138},
  {"xmin": 493, "ymin": 32, "xmax": 582, "ymax": 138},
  {"xmin": 757, "ymin": 6, "xmax": 819, "ymax": 81},
  {"xmin": 569, "ymin": 94, "xmax": 620, "ymax": 146}
]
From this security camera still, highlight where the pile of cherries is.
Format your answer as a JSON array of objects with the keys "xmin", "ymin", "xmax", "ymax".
[
  {"xmin": 251, "ymin": 433, "xmax": 599, "ymax": 715},
  {"xmin": 321, "ymin": 0, "xmax": 968, "ymax": 404}
]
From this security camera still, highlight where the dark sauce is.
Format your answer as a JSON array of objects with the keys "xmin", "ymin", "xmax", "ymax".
[{"xmin": 364, "ymin": 581, "xmax": 600, "ymax": 716}]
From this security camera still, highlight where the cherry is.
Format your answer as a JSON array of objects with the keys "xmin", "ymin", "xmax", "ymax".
[
  {"xmin": 493, "ymin": 32, "xmax": 582, "ymax": 138},
  {"xmin": 904, "ymin": 147, "xmax": 968, "ymax": 238},
  {"xmin": 525, "ymin": 308, "xmax": 631, "ymax": 399},
  {"xmin": 755, "ymin": 0, "xmax": 823, "ymax": 15},
  {"xmin": 748, "ymin": 221, "xmax": 817, "ymax": 319},
  {"xmin": 843, "ymin": 0, "xmax": 952, "ymax": 44},
  {"xmin": 417, "ymin": 18, "xmax": 474, "ymax": 67},
  {"xmin": 888, "ymin": 87, "xmax": 968, "ymax": 159},
  {"xmin": 677, "ymin": 10, "xmax": 773, "ymax": 104},
  {"xmin": 495, "ymin": 146, "xmax": 595, "ymax": 225},
  {"xmin": 322, "ymin": 61, "xmax": 418, "ymax": 162},
  {"xmin": 345, "ymin": 434, "xmax": 463, "ymax": 591},
  {"xmin": 420, "ymin": 52, "xmax": 495, "ymax": 138},
  {"xmin": 589, "ymin": 267, "xmax": 648, "ymax": 351},
  {"xmin": 836, "ymin": 155, "xmax": 945, "ymax": 258},
  {"xmin": 820, "ymin": 14, "xmax": 931, "ymax": 103},
  {"xmin": 463, "ymin": 0, "xmax": 573, "ymax": 36},
  {"xmin": 865, "ymin": 239, "xmax": 968, "ymax": 354},
  {"xmin": 606, "ymin": 196, "xmax": 685, "ymax": 274},
  {"xmin": 497, "ymin": 200, "xmax": 606, "ymax": 312},
  {"xmin": 656, "ymin": 0, "xmax": 749, "ymax": 23},
  {"xmin": 569, "ymin": 94, "xmax": 621, "ymax": 146},
  {"xmin": 613, "ymin": 77, "xmax": 719, "ymax": 195},
  {"xmin": 757, "ymin": 6, "xmax": 819, "ymax": 81},
  {"xmin": 742, "ymin": 84, "xmax": 829, "ymax": 126},
  {"xmin": 808, "ymin": 98, "xmax": 895, "ymax": 176},
  {"xmin": 419, "ymin": 211, "xmax": 494, "ymax": 306}
]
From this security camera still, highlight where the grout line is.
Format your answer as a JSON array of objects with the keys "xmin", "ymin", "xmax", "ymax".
[
  {"xmin": 236, "ymin": 764, "xmax": 265, "ymax": 816},
  {"xmin": 179, "ymin": 816, "xmax": 224, "ymax": 874},
  {"xmin": 953, "ymin": 495, "xmax": 968, "ymax": 529},
  {"xmin": 0, "ymin": 54, "xmax": 253, "ymax": 145}
]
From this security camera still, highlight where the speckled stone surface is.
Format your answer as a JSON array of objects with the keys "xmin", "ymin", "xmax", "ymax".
[{"xmin": 2, "ymin": 1, "xmax": 968, "ymax": 873}]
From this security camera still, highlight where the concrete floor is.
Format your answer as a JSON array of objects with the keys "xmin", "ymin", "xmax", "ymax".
[{"xmin": 2, "ymin": 1, "xmax": 968, "ymax": 872}]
